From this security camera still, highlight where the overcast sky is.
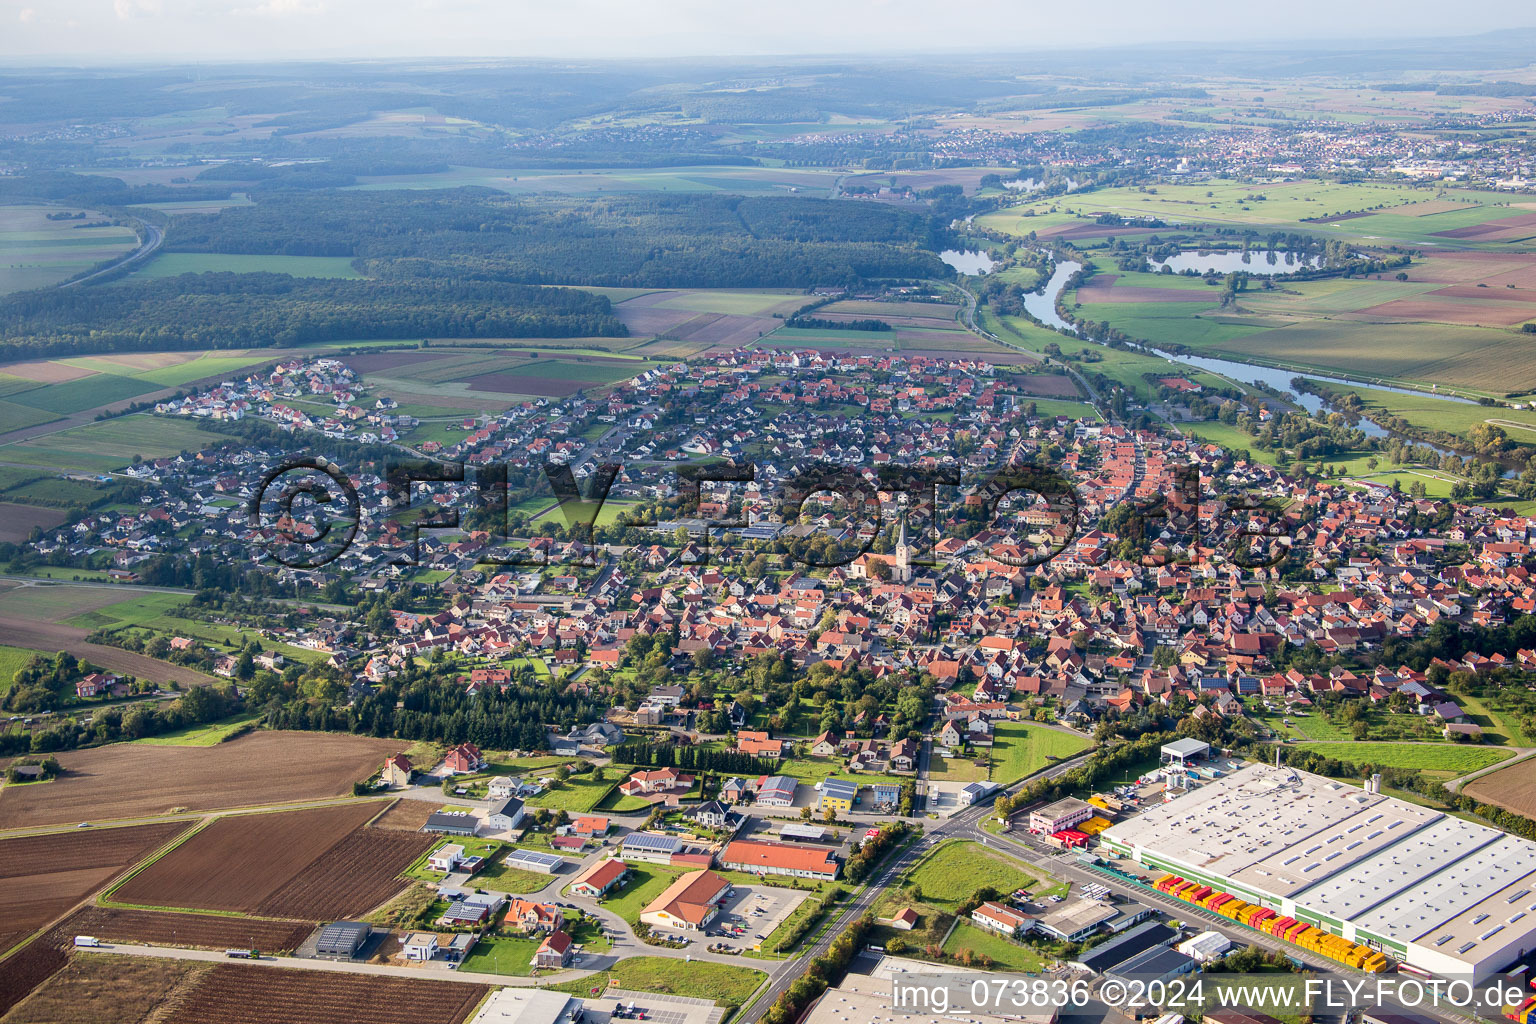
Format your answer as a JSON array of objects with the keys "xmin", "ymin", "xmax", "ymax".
[{"xmin": 2, "ymin": 0, "xmax": 1534, "ymax": 61}]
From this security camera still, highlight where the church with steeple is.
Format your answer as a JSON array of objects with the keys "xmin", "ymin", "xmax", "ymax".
[{"xmin": 892, "ymin": 511, "xmax": 915, "ymax": 582}]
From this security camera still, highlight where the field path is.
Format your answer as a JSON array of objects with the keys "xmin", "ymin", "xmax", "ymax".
[{"xmin": 1445, "ymin": 747, "xmax": 1536, "ymax": 793}]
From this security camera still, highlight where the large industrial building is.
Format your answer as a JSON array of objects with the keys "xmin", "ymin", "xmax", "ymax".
[{"xmin": 1099, "ymin": 763, "xmax": 1536, "ymax": 980}]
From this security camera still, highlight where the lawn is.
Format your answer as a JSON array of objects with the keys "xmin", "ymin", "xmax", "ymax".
[
  {"xmin": 904, "ymin": 841, "xmax": 1034, "ymax": 908},
  {"xmin": 1294, "ymin": 742, "xmax": 1514, "ymax": 775},
  {"xmin": 549, "ymin": 956, "xmax": 766, "ymax": 1009},
  {"xmin": 459, "ymin": 935, "xmax": 540, "ymax": 976},
  {"xmin": 942, "ymin": 919, "xmax": 1047, "ymax": 972},
  {"xmin": 928, "ymin": 750, "xmax": 990, "ymax": 783},
  {"xmin": 404, "ymin": 837, "xmax": 505, "ymax": 883},
  {"xmin": 134, "ymin": 711, "xmax": 262, "ymax": 746},
  {"xmin": 524, "ymin": 776, "xmax": 616, "ymax": 813},
  {"xmin": 989, "ymin": 722, "xmax": 1091, "ymax": 785},
  {"xmin": 596, "ymin": 863, "xmax": 687, "ymax": 928}
]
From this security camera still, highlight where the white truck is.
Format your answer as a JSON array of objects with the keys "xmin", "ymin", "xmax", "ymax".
[{"xmin": 73, "ymin": 936, "xmax": 100, "ymax": 948}]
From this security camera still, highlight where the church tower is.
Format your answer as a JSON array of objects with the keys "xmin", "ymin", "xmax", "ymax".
[{"xmin": 892, "ymin": 511, "xmax": 914, "ymax": 582}]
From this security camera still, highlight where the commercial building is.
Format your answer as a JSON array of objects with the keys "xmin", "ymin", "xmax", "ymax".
[
  {"xmin": 620, "ymin": 832, "xmax": 684, "ymax": 864},
  {"xmin": 422, "ymin": 810, "xmax": 479, "ymax": 836},
  {"xmin": 755, "ymin": 775, "xmax": 799, "ymax": 807},
  {"xmin": 1029, "ymin": 797, "xmax": 1095, "ymax": 835},
  {"xmin": 804, "ymin": 956, "xmax": 1058, "ymax": 1024},
  {"xmin": 314, "ymin": 920, "xmax": 371, "ymax": 959},
  {"xmin": 1100, "ymin": 763, "xmax": 1536, "ymax": 980},
  {"xmin": 1105, "ymin": 945, "xmax": 1198, "ymax": 985},
  {"xmin": 502, "ymin": 849, "xmax": 568, "ymax": 875},
  {"xmin": 569, "ymin": 858, "xmax": 630, "ymax": 898},
  {"xmin": 466, "ymin": 989, "xmax": 585, "ymax": 1024},
  {"xmin": 1177, "ymin": 930, "xmax": 1233, "ymax": 963},
  {"xmin": 1071, "ymin": 921, "xmax": 1175, "ymax": 973},
  {"xmin": 1033, "ymin": 897, "xmax": 1153, "ymax": 942},
  {"xmin": 720, "ymin": 838, "xmax": 840, "ymax": 880},
  {"xmin": 1160, "ymin": 737, "xmax": 1210, "ymax": 766},
  {"xmin": 640, "ymin": 869, "xmax": 731, "ymax": 931},
  {"xmin": 819, "ymin": 778, "xmax": 858, "ymax": 815}
]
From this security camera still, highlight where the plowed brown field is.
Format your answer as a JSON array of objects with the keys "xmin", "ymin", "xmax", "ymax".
[
  {"xmin": 112, "ymin": 802, "xmax": 380, "ymax": 913},
  {"xmin": 162, "ymin": 965, "xmax": 489, "ymax": 1024},
  {"xmin": 0, "ymin": 822, "xmax": 188, "ymax": 956},
  {"xmin": 254, "ymin": 826, "xmax": 434, "ymax": 919},
  {"xmin": 56, "ymin": 906, "xmax": 312, "ymax": 952},
  {"xmin": 0, "ymin": 731, "xmax": 404, "ymax": 829}
]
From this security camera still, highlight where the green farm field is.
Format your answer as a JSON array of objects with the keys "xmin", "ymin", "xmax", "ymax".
[
  {"xmin": 0, "ymin": 416, "xmax": 234, "ymax": 473},
  {"xmin": 0, "ymin": 204, "xmax": 140, "ymax": 294},
  {"xmin": 0, "ymin": 643, "xmax": 47, "ymax": 695},
  {"xmin": 1293, "ymin": 742, "xmax": 1513, "ymax": 775}
]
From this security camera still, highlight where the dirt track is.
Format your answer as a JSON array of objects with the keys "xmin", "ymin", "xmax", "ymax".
[{"xmin": 0, "ymin": 615, "xmax": 215, "ymax": 687}]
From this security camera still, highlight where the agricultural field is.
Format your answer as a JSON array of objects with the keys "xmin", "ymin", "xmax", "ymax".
[
  {"xmin": 988, "ymin": 722, "xmax": 1092, "ymax": 785},
  {"xmin": 0, "ymin": 954, "xmax": 208, "ymax": 1024},
  {"xmin": 0, "ymin": 205, "xmax": 140, "ymax": 295},
  {"xmin": 977, "ymin": 181, "xmax": 1526, "ymax": 242},
  {"xmin": 1294, "ymin": 742, "xmax": 1513, "ymax": 775},
  {"xmin": 0, "ymin": 417, "xmax": 234, "ymax": 474},
  {"xmin": 62, "ymin": 591, "xmax": 328, "ymax": 666},
  {"xmin": 0, "ymin": 822, "xmax": 189, "ymax": 957},
  {"xmin": 1309, "ymin": 381, "xmax": 1536, "ymax": 447},
  {"xmin": 1460, "ymin": 759, "xmax": 1536, "ymax": 818},
  {"xmin": 134, "ymin": 711, "xmax": 263, "ymax": 747},
  {"xmin": 129, "ymin": 252, "xmax": 364, "ymax": 279},
  {"xmin": 0, "ymin": 644, "xmax": 47, "ymax": 694},
  {"xmin": 0, "ymin": 938, "xmax": 69, "ymax": 1019},
  {"xmin": 111, "ymin": 801, "xmax": 399, "ymax": 915},
  {"xmin": 57, "ymin": 905, "xmax": 313, "ymax": 952},
  {"xmin": 254, "ymin": 819, "xmax": 435, "ymax": 918},
  {"xmin": 0, "ymin": 731, "xmax": 403, "ymax": 829},
  {"xmin": 614, "ymin": 288, "xmax": 806, "ymax": 357},
  {"xmin": 159, "ymin": 965, "xmax": 489, "ymax": 1024},
  {"xmin": 345, "ymin": 346, "xmax": 663, "ymax": 411},
  {"xmin": 550, "ymin": 956, "xmax": 766, "ymax": 1009},
  {"xmin": 902, "ymin": 841, "xmax": 1034, "ymax": 908}
]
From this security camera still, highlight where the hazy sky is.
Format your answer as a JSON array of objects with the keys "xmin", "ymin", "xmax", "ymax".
[{"xmin": 3, "ymin": 0, "xmax": 1535, "ymax": 61}]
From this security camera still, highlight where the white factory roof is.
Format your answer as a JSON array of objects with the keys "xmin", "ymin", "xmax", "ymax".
[
  {"xmin": 1293, "ymin": 816, "xmax": 1499, "ymax": 921},
  {"xmin": 1101, "ymin": 764, "xmax": 1394, "ymax": 883}
]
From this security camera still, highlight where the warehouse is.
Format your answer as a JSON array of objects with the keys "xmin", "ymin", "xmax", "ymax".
[
  {"xmin": 502, "ymin": 849, "xmax": 568, "ymax": 874},
  {"xmin": 314, "ymin": 920, "xmax": 371, "ymax": 960},
  {"xmin": 1100, "ymin": 763, "xmax": 1536, "ymax": 980}
]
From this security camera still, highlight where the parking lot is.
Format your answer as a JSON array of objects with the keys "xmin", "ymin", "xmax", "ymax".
[{"xmin": 709, "ymin": 884, "xmax": 809, "ymax": 947}]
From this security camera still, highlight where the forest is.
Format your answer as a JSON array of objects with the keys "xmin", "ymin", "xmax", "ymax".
[
  {"xmin": 0, "ymin": 274, "xmax": 626, "ymax": 356},
  {"xmin": 164, "ymin": 190, "xmax": 954, "ymax": 288}
]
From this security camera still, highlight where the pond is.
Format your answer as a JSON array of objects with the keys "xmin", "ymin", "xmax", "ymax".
[
  {"xmin": 1150, "ymin": 250, "xmax": 1321, "ymax": 276},
  {"xmin": 940, "ymin": 249, "xmax": 996, "ymax": 275}
]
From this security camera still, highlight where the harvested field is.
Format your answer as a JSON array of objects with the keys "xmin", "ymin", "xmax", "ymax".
[
  {"xmin": 254, "ymin": 825, "xmax": 434, "ymax": 919},
  {"xmin": 56, "ymin": 906, "xmax": 312, "ymax": 952},
  {"xmin": 0, "ymin": 822, "xmax": 188, "ymax": 956},
  {"xmin": 0, "ymin": 954, "xmax": 208, "ymax": 1024},
  {"xmin": 0, "ymin": 732, "xmax": 403, "ymax": 830},
  {"xmin": 1353, "ymin": 297, "xmax": 1534, "ymax": 327},
  {"xmin": 1461, "ymin": 758, "xmax": 1536, "ymax": 818},
  {"xmin": 1075, "ymin": 277, "xmax": 1218, "ymax": 304},
  {"xmin": 161, "ymin": 965, "xmax": 489, "ymax": 1024},
  {"xmin": 0, "ymin": 614, "xmax": 214, "ymax": 688},
  {"xmin": 113, "ymin": 802, "xmax": 382, "ymax": 914},
  {"xmin": 0, "ymin": 361, "xmax": 95, "ymax": 385},
  {"xmin": 0, "ymin": 938, "xmax": 68, "ymax": 1018},
  {"xmin": 0, "ymin": 504, "xmax": 67, "ymax": 544},
  {"xmin": 1433, "ymin": 212, "xmax": 1536, "ymax": 240},
  {"xmin": 345, "ymin": 351, "xmax": 441, "ymax": 372},
  {"xmin": 463, "ymin": 373, "xmax": 585, "ymax": 397},
  {"xmin": 1394, "ymin": 200, "xmax": 1481, "ymax": 217},
  {"xmin": 370, "ymin": 799, "xmax": 438, "ymax": 831},
  {"xmin": 1309, "ymin": 211, "xmax": 1372, "ymax": 223},
  {"xmin": 1430, "ymin": 284, "xmax": 1536, "ymax": 303},
  {"xmin": 1013, "ymin": 374, "xmax": 1082, "ymax": 398}
]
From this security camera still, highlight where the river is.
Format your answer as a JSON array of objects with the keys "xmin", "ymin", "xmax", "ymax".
[{"xmin": 1025, "ymin": 253, "xmax": 1478, "ymax": 455}]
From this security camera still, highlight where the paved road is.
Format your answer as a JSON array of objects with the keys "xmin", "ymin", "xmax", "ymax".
[{"xmin": 61, "ymin": 221, "xmax": 164, "ymax": 288}]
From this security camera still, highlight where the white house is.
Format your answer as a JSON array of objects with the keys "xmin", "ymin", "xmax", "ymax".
[{"xmin": 428, "ymin": 844, "xmax": 465, "ymax": 873}]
